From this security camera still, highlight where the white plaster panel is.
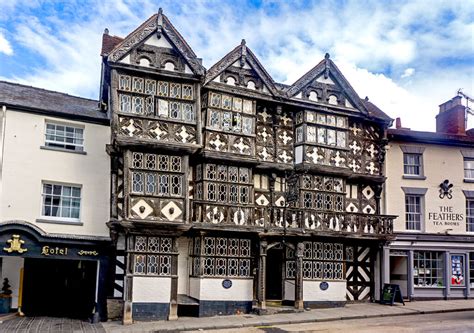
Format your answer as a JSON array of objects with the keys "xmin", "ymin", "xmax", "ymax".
[
  {"xmin": 184, "ymin": 65, "xmax": 193, "ymax": 74},
  {"xmin": 1, "ymin": 257, "xmax": 24, "ymax": 308},
  {"xmin": 132, "ymin": 276, "xmax": 171, "ymax": 303},
  {"xmin": 177, "ymin": 237, "xmax": 189, "ymax": 294},
  {"xmin": 189, "ymin": 277, "xmax": 200, "ymax": 300},
  {"xmin": 119, "ymin": 54, "xmax": 130, "ymax": 64},
  {"xmin": 191, "ymin": 278, "xmax": 253, "ymax": 301},
  {"xmin": 144, "ymin": 34, "xmax": 173, "ymax": 48},
  {"xmin": 303, "ymin": 281, "xmax": 346, "ymax": 301},
  {"xmin": 284, "ymin": 280, "xmax": 295, "ymax": 301},
  {"xmin": 0, "ymin": 111, "xmax": 110, "ymax": 237}
]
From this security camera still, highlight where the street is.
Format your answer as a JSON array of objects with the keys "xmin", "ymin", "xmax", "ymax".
[{"xmin": 189, "ymin": 311, "xmax": 474, "ymax": 333}]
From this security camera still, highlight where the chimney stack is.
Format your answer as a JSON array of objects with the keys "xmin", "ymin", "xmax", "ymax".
[{"xmin": 436, "ymin": 95, "xmax": 466, "ymax": 135}]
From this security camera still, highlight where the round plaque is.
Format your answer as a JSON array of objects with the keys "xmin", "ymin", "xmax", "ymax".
[
  {"xmin": 222, "ymin": 279, "xmax": 232, "ymax": 289},
  {"xmin": 320, "ymin": 281, "xmax": 329, "ymax": 291}
]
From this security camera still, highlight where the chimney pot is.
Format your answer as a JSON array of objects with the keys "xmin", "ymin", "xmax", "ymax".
[
  {"xmin": 436, "ymin": 96, "xmax": 466, "ymax": 135},
  {"xmin": 396, "ymin": 117, "xmax": 402, "ymax": 129}
]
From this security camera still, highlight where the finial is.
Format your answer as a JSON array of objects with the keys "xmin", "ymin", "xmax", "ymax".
[
  {"xmin": 241, "ymin": 39, "xmax": 246, "ymax": 46},
  {"xmin": 104, "ymin": 28, "xmax": 109, "ymax": 35},
  {"xmin": 325, "ymin": 53, "xmax": 330, "ymax": 59},
  {"xmin": 158, "ymin": 7, "xmax": 163, "ymax": 15},
  {"xmin": 365, "ymin": 96, "xmax": 369, "ymax": 101}
]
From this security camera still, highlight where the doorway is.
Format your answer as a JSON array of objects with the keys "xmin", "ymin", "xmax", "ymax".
[
  {"xmin": 266, "ymin": 247, "xmax": 283, "ymax": 300},
  {"xmin": 389, "ymin": 254, "xmax": 408, "ymax": 299},
  {"xmin": 22, "ymin": 258, "xmax": 97, "ymax": 318}
]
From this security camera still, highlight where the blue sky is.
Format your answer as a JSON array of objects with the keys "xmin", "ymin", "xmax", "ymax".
[{"xmin": 0, "ymin": 0, "xmax": 473, "ymax": 130}]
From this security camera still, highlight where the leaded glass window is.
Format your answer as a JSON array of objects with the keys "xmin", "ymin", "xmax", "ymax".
[
  {"xmin": 132, "ymin": 236, "xmax": 174, "ymax": 276},
  {"xmin": 191, "ymin": 237, "xmax": 252, "ymax": 278}
]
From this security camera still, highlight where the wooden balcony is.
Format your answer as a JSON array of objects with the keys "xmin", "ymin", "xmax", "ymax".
[{"xmin": 192, "ymin": 202, "xmax": 395, "ymax": 237}]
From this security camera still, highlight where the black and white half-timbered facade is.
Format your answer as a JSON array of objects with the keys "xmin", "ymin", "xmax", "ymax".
[{"xmin": 101, "ymin": 10, "xmax": 396, "ymax": 323}]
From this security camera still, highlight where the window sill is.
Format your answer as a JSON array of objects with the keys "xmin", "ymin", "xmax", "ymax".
[
  {"xmin": 463, "ymin": 179, "xmax": 474, "ymax": 183},
  {"xmin": 403, "ymin": 175, "xmax": 426, "ymax": 180},
  {"xmin": 36, "ymin": 218, "xmax": 83, "ymax": 226},
  {"xmin": 40, "ymin": 146, "xmax": 87, "ymax": 155}
]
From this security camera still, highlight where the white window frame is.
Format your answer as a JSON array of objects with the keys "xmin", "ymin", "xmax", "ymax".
[
  {"xmin": 41, "ymin": 182, "xmax": 82, "ymax": 222},
  {"xmin": 405, "ymin": 194, "xmax": 423, "ymax": 231},
  {"xmin": 45, "ymin": 121, "xmax": 84, "ymax": 152},
  {"xmin": 464, "ymin": 158, "xmax": 474, "ymax": 180},
  {"xmin": 403, "ymin": 153, "xmax": 422, "ymax": 176}
]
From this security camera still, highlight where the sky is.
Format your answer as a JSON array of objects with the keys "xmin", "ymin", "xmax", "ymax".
[{"xmin": 0, "ymin": 0, "xmax": 473, "ymax": 131}]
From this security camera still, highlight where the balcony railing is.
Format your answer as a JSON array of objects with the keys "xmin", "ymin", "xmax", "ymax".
[{"xmin": 193, "ymin": 203, "xmax": 394, "ymax": 236}]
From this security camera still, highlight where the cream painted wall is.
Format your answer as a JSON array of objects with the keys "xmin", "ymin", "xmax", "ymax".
[
  {"xmin": 132, "ymin": 276, "xmax": 171, "ymax": 302},
  {"xmin": 385, "ymin": 141, "xmax": 474, "ymax": 234},
  {"xmin": 1, "ymin": 256, "xmax": 24, "ymax": 308},
  {"xmin": 189, "ymin": 277, "xmax": 253, "ymax": 301},
  {"xmin": 284, "ymin": 280, "xmax": 346, "ymax": 301},
  {"xmin": 177, "ymin": 237, "xmax": 189, "ymax": 294},
  {"xmin": 0, "ymin": 110, "xmax": 110, "ymax": 237},
  {"xmin": 303, "ymin": 280, "xmax": 346, "ymax": 301}
]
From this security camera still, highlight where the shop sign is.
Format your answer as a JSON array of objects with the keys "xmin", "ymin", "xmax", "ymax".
[
  {"xmin": 41, "ymin": 246, "xmax": 68, "ymax": 256},
  {"xmin": 3, "ymin": 235, "xmax": 28, "ymax": 254},
  {"xmin": 428, "ymin": 206, "xmax": 464, "ymax": 228}
]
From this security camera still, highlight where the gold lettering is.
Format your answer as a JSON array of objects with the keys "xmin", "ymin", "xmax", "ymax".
[{"xmin": 41, "ymin": 246, "xmax": 50, "ymax": 256}]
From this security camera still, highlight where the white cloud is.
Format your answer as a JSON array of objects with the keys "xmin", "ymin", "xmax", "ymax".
[
  {"xmin": 0, "ymin": 32, "xmax": 13, "ymax": 55},
  {"xmin": 401, "ymin": 68, "xmax": 415, "ymax": 78},
  {"xmin": 1, "ymin": 0, "xmax": 472, "ymax": 132}
]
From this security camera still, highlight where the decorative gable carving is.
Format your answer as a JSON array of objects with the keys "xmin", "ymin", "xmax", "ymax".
[
  {"xmin": 205, "ymin": 39, "xmax": 280, "ymax": 96},
  {"xmin": 287, "ymin": 54, "xmax": 368, "ymax": 114},
  {"xmin": 108, "ymin": 9, "xmax": 204, "ymax": 76}
]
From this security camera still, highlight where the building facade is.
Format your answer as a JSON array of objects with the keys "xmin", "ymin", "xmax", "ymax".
[
  {"xmin": 383, "ymin": 95, "xmax": 474, "ymax": 300},
  {"xmin": 101, "ymin": 10, "xmax": 395, "ymax": 322},
  {"xmin": 0, "ymin": 82, "xmax": 111, "ymax": 320}
]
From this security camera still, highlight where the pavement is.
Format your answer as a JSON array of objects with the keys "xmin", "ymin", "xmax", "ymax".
[{"xmin": 102, "ymin": 299, "xmax": 474, "ymax": 333}]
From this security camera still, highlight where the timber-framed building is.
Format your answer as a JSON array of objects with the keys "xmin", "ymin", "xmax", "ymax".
[{"xmin": 101, "ymin": 10, "xmax": 396, "ymax": 322}]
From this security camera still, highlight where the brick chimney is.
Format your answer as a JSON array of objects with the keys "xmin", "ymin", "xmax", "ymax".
[{"xmin": 436, "ymin": 95, "xmax": 466, "ymax": 135}]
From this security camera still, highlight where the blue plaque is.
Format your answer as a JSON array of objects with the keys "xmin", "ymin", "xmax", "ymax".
[
  {"xmin": 320, "ymin": 281, "xmax": 329, "ymax": 291},
  {"xmin": 222, "ymin": 279, "xmax": 232, "ymax": 289}
]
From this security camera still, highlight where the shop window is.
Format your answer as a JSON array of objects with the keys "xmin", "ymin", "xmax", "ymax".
[
  {"xmin": 45, "ymin": 122, "xmax": 84, "ymax": 152},
  {"xmin": 413, "ymin": 251, "xmax": 444, "ymax": 287},
  {"xmin": 405, "ymin": 195, "xmax": 423, "ymax": 230},
  {"xmin": 467, "ymin": 199, "xmax": 474, "ymax": 232},
  {"xmin": 469, "ymin": 253, "xmax": 474, "ymax": 288},
  {"xmin": 41, "ymin": 183, "xmax": 81, "ymax": 221},
  {"xmin": 451, "ymin": 254, "xmax": 465, "ymax": 287}
]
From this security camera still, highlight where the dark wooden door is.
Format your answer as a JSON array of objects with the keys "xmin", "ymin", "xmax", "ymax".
[
  {"xmin": 22, "ymin": 258, "xmax": 97, "ymax": 318},
  {"xmin": 266, "ymin": 248, "xmax": 283, "ymax": 300}
]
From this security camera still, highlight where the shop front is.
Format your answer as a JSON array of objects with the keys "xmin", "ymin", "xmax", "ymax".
[
  {"xmin": 0, "ymin": 221, "xmax": 111, "ymax": 320},
  {"xmin": 384, "ymin": 233, "xmax": 474, "ymax": 300}
]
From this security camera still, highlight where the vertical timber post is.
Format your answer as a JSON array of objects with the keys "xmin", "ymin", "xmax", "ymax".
[
  {"xmin": 168, "ymin": 237, "xmax": 179, "ymax": 320},
  {"xmin": 257, "ymin": 240, "xmax": 267, "ymax": 310},
  {"xmin": 295, "ymin": 242, "xmax": 304, "ymax": 310},
  {"xmin": 123, "ymin": 234, "xmax": 133, "ymax": 325}
]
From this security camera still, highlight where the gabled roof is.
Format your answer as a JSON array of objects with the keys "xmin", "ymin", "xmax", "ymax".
[
  {"xmin": 107, "ymin": 9, "xmax": 205, "ymax": 75},
  {"xmin": 101, "ymin": 32, "xmax": 123, "ymax": 56},
  {"xmin": 205, "ymin": 39, "xmax": 280, "ymax": 96},
  {"xmin": 286, "ymin": 54, "xmax": 368, "ymax": 114},
  {"xmin": 360, "ymin": 98, "xmax": 393, "ymax": 123},
  {"xmin": 0, "ymin": 81, "xmax": 108, "ymax": 124}
]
